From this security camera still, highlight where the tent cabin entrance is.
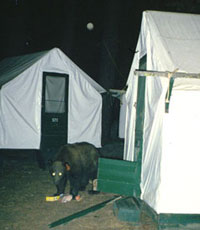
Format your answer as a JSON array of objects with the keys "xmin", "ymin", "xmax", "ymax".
[{"xmin": 40, "ymin": 72, "xmax": 69, "ymax": 154}]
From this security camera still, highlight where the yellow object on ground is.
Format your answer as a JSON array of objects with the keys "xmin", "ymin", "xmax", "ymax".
[{"xmin": 46, "ymin": 196, "xmax": 60, "ymax": 202}]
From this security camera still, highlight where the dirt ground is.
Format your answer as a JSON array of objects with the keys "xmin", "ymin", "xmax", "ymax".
[{"xmin": 0, "ymin": 141, "xmax": 156, "ymax": 230}]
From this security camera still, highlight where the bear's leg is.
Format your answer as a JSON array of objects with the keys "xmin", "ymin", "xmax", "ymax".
[
  {"xmin": 89, "ymin": 167, "xmax": 98, "ymax": 181},
  {"xmin": 88, "ymin": 169, "xmax": 100, "ymax": 195},
  {"xmin": 69, "ymin": 175, "xmax": 80, "ymax": 199},
  {"xmin": 79, "ymin": 173, "xmax": 89, "ymax": 191},
  {"xmin": 54, "ymin": 177, "xmax": 67, "ymax": 196}
]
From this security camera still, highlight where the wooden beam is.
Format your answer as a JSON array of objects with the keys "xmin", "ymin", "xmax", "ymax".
[
  {"xmin": 134, "ymin": 70, "xmax": 200, "ymax": 79},
  {"xmin": 48, "ymin": 196, "xmax": 121, "ymax": 228},
  {"xmin": 109, "ymin": 89, "xmax": 126, "ymax": 99}
]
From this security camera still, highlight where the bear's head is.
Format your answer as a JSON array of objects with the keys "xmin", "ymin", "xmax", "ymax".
[{"xmin": 49, "ymin": 161, "xmax": 71, "ymax": 185}]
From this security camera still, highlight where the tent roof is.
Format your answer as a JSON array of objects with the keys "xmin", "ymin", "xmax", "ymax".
[
  {"xmin": 137, "ymin": 10, "xmax": 200, "ymax": 73},
  {"xmin": 0, "ymin": 50, "xmax": 48, "ymax": 87},
  {"xmin": 0, "ymin": 48, "xmax": 105, "ymax": 93}
]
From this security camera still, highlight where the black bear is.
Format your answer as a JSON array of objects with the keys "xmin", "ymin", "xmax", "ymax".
[{"xmin": 49, "ymin": 142, "xmax": 99, "ymax": 199}]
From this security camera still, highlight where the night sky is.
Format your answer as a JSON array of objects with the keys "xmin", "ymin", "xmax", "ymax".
[{"xmin": 1, "ymin": 0, "xmax": 200, "ymax": 90}]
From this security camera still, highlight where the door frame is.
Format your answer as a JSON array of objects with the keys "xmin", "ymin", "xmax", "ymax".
[{"xmin": 40, "ymin": 72, "xmax": 69, "ymax": 151}]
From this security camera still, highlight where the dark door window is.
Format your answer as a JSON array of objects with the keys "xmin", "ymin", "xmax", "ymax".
[{"xmin": 45, "ymin": 75, "xmax": 66, "ymax": 113}]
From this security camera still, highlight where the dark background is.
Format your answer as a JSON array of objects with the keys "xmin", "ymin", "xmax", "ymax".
[{"xmin": 1, "ymin": 0, "xmax": 200, "ymax": 90}]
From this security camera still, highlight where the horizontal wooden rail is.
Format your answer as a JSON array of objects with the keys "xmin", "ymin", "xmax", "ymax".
[{"xmin": 134, "ymin": 70, "xmax": 200, "ymax": 79}]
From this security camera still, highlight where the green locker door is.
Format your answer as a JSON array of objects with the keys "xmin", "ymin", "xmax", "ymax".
[{"xmin": 41, "ymin": 72, "xmax": 69, "ymax": 152}]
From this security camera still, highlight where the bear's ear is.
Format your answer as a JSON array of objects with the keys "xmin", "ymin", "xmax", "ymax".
[{"xmin": 65, "ymin": 162, "xmax": 71, "ymax": 171}]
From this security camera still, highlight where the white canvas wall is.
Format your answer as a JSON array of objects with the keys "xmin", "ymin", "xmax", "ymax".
[
  {"xmin": 158, "ymin": 89, "xmax": 200, "ymax": 214},
  {"xmin": 0, "ymin": 64, "xmax": 42, "ymax": 148}
]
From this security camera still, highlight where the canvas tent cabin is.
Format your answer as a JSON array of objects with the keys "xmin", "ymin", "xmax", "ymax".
[
  {"xmin": 97, "ymin": 10, "xmax": 200, "ymax": 227},
  {"xmin": 122, "ymin": 10, "xmax": 200, "ymax": 216},
  {"xmin": 0, "ymin": 48, "xmax": 105, "ymax": 158}
]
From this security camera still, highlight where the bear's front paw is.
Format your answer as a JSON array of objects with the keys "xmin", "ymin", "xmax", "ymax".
[
  {"xmin": 60, "ymin": 194, "xmax": 73, "ymax": 203},
  {"xmin": 75, "ymin": 194, "xmax": 81, "ymax": 201}
]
